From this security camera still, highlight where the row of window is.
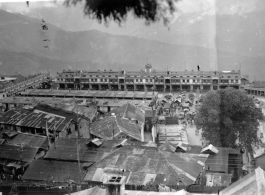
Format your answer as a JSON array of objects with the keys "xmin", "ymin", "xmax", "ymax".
[
  {"xmin": 61, "ymin": 74, "xmax": 239, "ymax": 79},
  {"xmin": 64, "ymin": 74, "xmax": 118, "ymax": 78},
  {"xmin": 59, "ymin": 78, "xmax": 239, "ymax": 83}
]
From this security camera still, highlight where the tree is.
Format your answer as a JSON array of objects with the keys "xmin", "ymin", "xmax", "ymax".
[
  {"xmin": 64, "ymin": 0, "xmax": 177, "ymax": 25},
  {"xmin": 195, "ymin": 87, "xmax": 264, "ymax": 154}
]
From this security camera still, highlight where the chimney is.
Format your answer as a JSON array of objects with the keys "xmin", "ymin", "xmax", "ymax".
[{"xmin": 103, "ymin": 168, "xmax": 126, "ymax": 195}]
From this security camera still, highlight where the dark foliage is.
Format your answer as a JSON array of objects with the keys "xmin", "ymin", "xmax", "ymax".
[
  {"xmin": 195, "ymin": 88, "xmax": 264, "ymax": 154},
  {"xmin": 64, "ymin": 0, "xmax": 177, "ymax": 25}
]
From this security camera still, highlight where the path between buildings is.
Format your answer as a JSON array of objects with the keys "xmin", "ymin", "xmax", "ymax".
[{"xmin": 186, "ymin": 125, "xmax": 202, "ymax": 146}]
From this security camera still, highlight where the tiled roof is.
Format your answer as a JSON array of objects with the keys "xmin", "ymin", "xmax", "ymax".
[
  {"xmin": 22, "ymin": 159, "xmax": 86, "ymax": 183},
  {"xmin": 44, "ymin": 138, "xmax": 110, "ymax": 162},
  {"xmin": 83, "ymin": 145, "xmax": 205, "ymax": 186},
  {"xmin": 90, "ymin": 117, "xmax": 120, "ymax": 139},
  {"xmin": 0, "ymin": 144, "xmax": 38, "ymax": 162},
  {"xmin": 90, "ymin": 116, "xmax": 142, "ymax": 141},
  {"xmin": 116, "ymin": 117, "xmax": 142, "ymax": 141},
  {"xmin": 5, "ymin": 133, "xmax": 48, "ymax": 150},
  {"xmin": 110, "ymin": 103, "xmax": 145, "ymax": 124}
]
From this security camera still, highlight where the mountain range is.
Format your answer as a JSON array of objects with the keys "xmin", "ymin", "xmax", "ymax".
[{"xmin": 0, "ymin": 9, "xmax": 263, "ymax": 80}]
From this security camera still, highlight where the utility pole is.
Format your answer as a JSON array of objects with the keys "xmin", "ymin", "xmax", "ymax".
[
  {"xmin": 53, "ymin": 119, "xmax": 57, "ymax": 150},
  {"xmin": 19, "ymin": 143, "xmax": 24, "ymax": 172},
  {"xmin": 76, "ymin": 106, "xmax": 82, "ymax": 186},
  {"xmin": 46, "ymin": 120, "xmax": 51, "ymax": 149}
]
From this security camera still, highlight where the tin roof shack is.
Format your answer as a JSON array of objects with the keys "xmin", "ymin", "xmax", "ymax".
[
  {"xmin": 3, "ymin": 132, "xmax": 48, "ymax": 150},
  {"xmin": 22, "ymin": 159, "xmax": 87, "ymax": 183},
  {"xmin": 0, "ymin": 104, "xmax": 91, "ymax": 139},
  {"xmin": 202, "ymin": 145, "xmax": 243, "ymax": 183},
  {"xmin": 0, "ymin": 129, "xmax": 50, "ymax": 179},
  {"xmin": 219, "ymin": 167, "xmax": 265, "ymax": 195},
  {"xmin": 90, "ymin": 116, "xmax": 142, "ymax": 142},
  {"xmin": 0, "ymin": 144, "xmax": 38, "ymax": 180},
  {"xmin": 0, "ymin": 97, "xmax": 99, "ymax": 122},
  {"xmin": 159, "ymin": 143, "xmax": 242, "ymax": 186},
  {"xmin": 83, "ymin": 145, "xmax": 205, "ymax": 186},
  {"xmin": 44, "ymin": 137, "xmax": 110, "ymax": 163}
]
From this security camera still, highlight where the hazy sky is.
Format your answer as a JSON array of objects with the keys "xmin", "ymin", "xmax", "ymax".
[
  {"xmin": 0, "ymin": 0, "xmax": 264, "ymax": 33},
  {"xmin": 0, "ymin": 0, "xmax": 265, "ymax": 78}
]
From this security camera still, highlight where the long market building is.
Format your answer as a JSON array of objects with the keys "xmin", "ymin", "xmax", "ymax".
[{"xmin": 55, "ymin": 64, "xmax": 242, "ymax": 92}]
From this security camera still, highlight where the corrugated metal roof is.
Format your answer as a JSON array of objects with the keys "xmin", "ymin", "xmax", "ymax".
[
  {"xmin": 83, "ymin": 145, "xmax": 204, "ymax": 186},
  {"xmin": 2, "ymin": 107, "xmax": 67, "ymax": 132},
  {"xmin": 44, "ymin": 138, "xmax": 109, "ymax": 162},
  {"xmin": 22, "ymin": 159, "xmax": 86, "ymax": 183},
  {"xmin": 5, "ymin": 133, "xmax": 48, "ymax": 150},
  {"xmin": 0, "ymin": 144, "xmax": 38, "ymax": 162},
  {"xmin": 1, "ymin": 104, "xmax": 90, "ymax": 134},
  {"xmin": 161, "ymin": 151, "xmax": 204, "ymax": 185},
  {"xmin": 160, "ymin": 143, "xmax": 240, "ymax": 175},
  {"xmin": 83, "ymin": 146, "xmax": 180, "ymax": 184}
]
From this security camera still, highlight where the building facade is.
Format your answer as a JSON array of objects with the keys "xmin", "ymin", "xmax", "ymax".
[
  {"xmin": 55, "ymin": 65, "xmax": 242, "ymax": 92},
  {"xmin": 0, "ymin": 74, "xmax": 51, "ymax": 99}
]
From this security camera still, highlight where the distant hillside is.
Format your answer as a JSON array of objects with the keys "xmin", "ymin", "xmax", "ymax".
[{"xmin": 0, "ymin": 9, "xmax": 264, "ymax": 80}]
